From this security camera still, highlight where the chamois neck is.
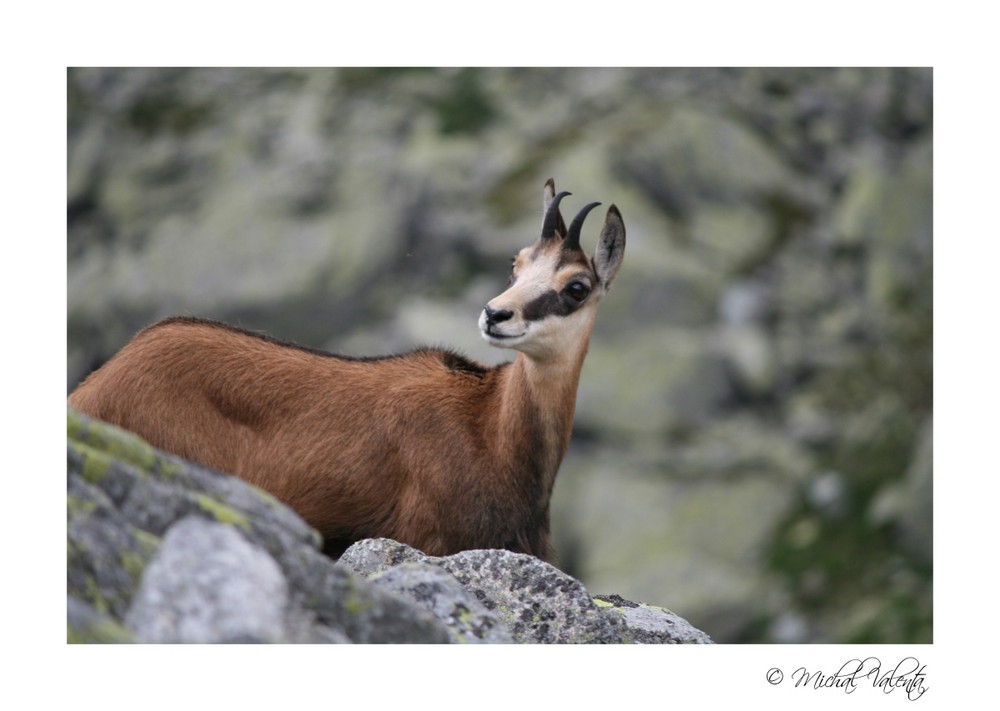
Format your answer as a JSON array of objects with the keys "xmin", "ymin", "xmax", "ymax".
[
  {"xmin": 515, "ymin": 338, "xmax": 590, "ymax": 411},
  {"xmin": 495, "ymin": 334, "xmax": 591, "ymax": 489}
]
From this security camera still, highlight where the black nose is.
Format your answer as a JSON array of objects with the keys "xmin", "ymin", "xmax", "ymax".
[{"xmin": 485, "ymin": 305, "xmax": 513, "ymax": 327}]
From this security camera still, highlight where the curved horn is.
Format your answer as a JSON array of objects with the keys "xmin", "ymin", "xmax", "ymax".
[
  {"xmin": 541, "ymin": 191, "xmax": 571, "ymax": 241},
  {"xmin": 563, "ymin": 201, "xmax": 602, "ymax": 251}
]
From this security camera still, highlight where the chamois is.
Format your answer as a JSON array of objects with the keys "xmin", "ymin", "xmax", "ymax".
[{"xmin": 68, "ymin": 179, "xmax": 626, "ymax": 562}]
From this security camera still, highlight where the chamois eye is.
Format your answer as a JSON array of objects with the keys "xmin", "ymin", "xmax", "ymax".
[{"xmin": 566, "ymin": 281, "xmax": 590, "ymax": 302}]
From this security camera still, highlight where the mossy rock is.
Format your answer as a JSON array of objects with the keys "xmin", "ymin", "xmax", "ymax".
[
  {"xmin": 66, "ymin": 409, "xmax": 324, "ymax": 628},
  {"xmin": 68, "ymin": 407, "xmax": 181, "ymax": 482},
  {"xmin": 68, "ymin": 597, "xmax": 134, "ymax": 644}
]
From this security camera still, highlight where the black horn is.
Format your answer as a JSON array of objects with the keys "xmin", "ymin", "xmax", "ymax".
[
  {"xmin": 563, "ymin": 202, "xmax": 602, "ymax": 251},
  {"xmin": 542, "ymin": 191, "xmax": 571, "ymax": 242}
]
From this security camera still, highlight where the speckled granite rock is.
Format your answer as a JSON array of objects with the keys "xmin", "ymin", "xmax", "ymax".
[
  {"xmin": 593, "ymin": 594, "xmax": 713, "ymax": 644},
  {"xmin": 368, "ymin": 562, "xmax": 514, "ymax": 644},
  {"xmin": 340, "ymin": 538, "xmax": 712, "ymax": 644}
]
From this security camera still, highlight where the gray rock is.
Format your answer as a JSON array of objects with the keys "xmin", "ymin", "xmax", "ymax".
[
  {"xmin": 340, "ymin": 538, "xmax": 709, "ymax": 644},
  {"xmin": 592, "ymin": 595, "xmax": 713, "ymax": 644},
  {"xmin": 718, "ymin": 324, "xmax": 778, "ymax": 397},
  {"xmin": 302, "ymin": 559, "xmax": 450, "ymax": 644},
  {"xmin": 438, "ymin": 549, "xmax": 627, "ymax": 643},
  {"xmin": 67, "ymin": 455, "xmax": 160, "ymax": 619},
  {"xmin": 68, "ymin": 597, "xmax": 133, "ymax": 644},
  {"xmin": 718, "ymin": 280, "xmax": 772, "ymax": 327},
  {"xmin": 369, "ymin": 562, "xmax": 513, "ymax": 643},
  {"xmin": 125, "ymin": 517, "xmax": 289, "ymax": 643},
  {"xmin": 336, "ymin": 535, "xmax": 427, "ymax": 574}
]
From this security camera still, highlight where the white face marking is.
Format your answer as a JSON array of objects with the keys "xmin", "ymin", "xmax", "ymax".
[{"xmin": 479, "ymin": 244, "xmax": 601, "ymax": 361}]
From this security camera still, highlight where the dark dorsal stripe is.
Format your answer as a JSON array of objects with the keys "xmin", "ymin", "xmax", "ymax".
[{"xmin": 145, "ymin": 316, "xmax": 490, "ymax": 373}]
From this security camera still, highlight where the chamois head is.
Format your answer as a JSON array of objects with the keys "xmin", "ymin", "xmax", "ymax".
[{"xmin": 479, "ymin": 179, "xmax": 626, "ymax": 361}]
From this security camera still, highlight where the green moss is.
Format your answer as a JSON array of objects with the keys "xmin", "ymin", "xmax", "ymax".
[
  {"xmin": 81, "ymin": 578, "xmax": 109, "ymax": 615},
  {"xmin": 68, "ymin": 409, "xmax": 182, "ymax": 480},
  {"xmin": 67, "ymin": 493, "xmax": 98, "ymax": 519},
  {"xmin": 132, "ymin": 528, "xmax": 161, "ymax": 558},
  {"xmin": 66, "ymin": 407, "xmax": 83, "ymax": 441},
  {"xmin": 244, "ymin": 484, "xmax": 283, "ymax": 509},
  {"xmin": 69, "ymin": 441, "xmax": 113, "ymax": 484},
  {"xmin": 116, "ymin": 528, "xmax": 160, "ymax": 583},
  {"xmin": 67, "ymin": 618, "xmax": 133, "ymax": 644},
  {"xmin": 119, "ymin": 551, "xmax": 147, "ymax": 583},
  {"xmin": 66, "ymin": 409, "xmax": 181, "ymax": 479},
  {"xmin": 343, "ymin": 584, "xmax": 373, "ymax": 617},
  {"xmin": 194, "ymin": 494, "xmax": 251, "ymax": 531}
]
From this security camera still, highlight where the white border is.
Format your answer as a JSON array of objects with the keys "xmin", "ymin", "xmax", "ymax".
[{"xmin": 7, "ymin": 1, "xmax": 992, "ymax": 706}]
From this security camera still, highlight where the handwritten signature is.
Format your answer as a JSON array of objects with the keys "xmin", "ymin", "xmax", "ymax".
[{"xmin": 766, "ymin": 657, "xmax": 928, "ymax": 700}]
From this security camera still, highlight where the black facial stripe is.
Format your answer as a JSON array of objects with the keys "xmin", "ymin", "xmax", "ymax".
[{"xmin": 521, "ymin": 288, "xmax": 585, "ymax": 322}]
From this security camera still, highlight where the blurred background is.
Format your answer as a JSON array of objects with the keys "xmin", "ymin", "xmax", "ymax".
[{"xmin": 67, "ymin": 67, "xmax": 932, "ymax": 643}]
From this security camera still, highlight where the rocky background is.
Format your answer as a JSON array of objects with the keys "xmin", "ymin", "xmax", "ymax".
[{"xmin": 67, "ymin": 67, "xmax": 932, "ymax": 643}]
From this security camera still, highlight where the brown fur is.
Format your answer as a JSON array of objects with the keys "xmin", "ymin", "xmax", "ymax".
[{"xmin": 68, "ymin": 181, "xmax": 625, "ymax": 562}]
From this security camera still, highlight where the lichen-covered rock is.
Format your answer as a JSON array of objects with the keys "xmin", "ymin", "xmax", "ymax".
[
  {"xmin": 369, "ymin": 562, "xmax": 513, "ymax": 644},
  {"xmin": 339, "ymin": 538, "xmax": 710, "ymax": 644},
  {"xmin": 593, "ymin": 594, "xmax": 713, "ymax": 644},
  {"xmin": 301, "ymin": 558, "xmax": 450, "ymax": 644},
  {"xmin": 68, "ymin": 597, "xmax": 133, "ymax": 644},
  {"xmin": 68, "ymin": 457, "xmax": 160, "ymax": 619},
  {"xmin": 438, "ymin": 549, "xmax": 627, "ymax": 643}
]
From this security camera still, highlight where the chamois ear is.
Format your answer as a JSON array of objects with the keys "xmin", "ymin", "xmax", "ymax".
[
  {"xmin": 594, "ymin": 205, "xmax": 626, "ymax": 290},
  {"xmin": 542, "ymin": 178, "xmax": 567, "ymax": 238}
]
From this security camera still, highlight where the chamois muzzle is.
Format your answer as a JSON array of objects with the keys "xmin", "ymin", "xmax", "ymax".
[{"xmin": 484, "ymin": 305, "xmax": 513, "ymax": 328}]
